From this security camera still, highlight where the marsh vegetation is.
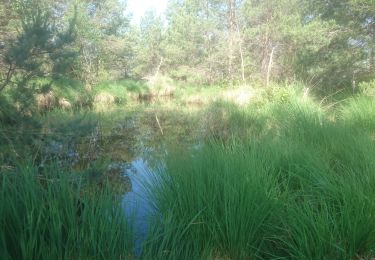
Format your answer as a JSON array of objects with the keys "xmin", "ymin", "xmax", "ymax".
[{"xmin": 1, "ymin": 0, "xmax": 375, "ymax": 259}]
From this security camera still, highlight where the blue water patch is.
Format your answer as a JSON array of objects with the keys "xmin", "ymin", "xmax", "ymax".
[{"xmin": 122, "ymin": 158, "xmax": 155, "ymax": 256}]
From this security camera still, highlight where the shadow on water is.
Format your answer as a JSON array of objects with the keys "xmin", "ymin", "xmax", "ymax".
[{"xmin": 122, "ymin": 158, "xmax": 156, "ymax": 256}]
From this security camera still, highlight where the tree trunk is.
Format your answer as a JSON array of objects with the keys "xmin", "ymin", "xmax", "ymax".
[
  {"xmin": 266, "ymin": 46, "xmax": 275, "ymax": 87},
  {"xmin": 0, "ymin": 64, "xmax": 14, "ymax": 92},
  {"xmin": 237, "ymin": 25, "xmax": 245, "ymax": 83},
  {"xmin": 154, "ymin": 57, "xmax": 164, "ymax": 78},
  {"xmin": 205, "ymin": 0, "xmax": 213, "ymax": 84},
  {"xmin": 227, "ymin": 0, "xmax": 236, "ymax": 83}
]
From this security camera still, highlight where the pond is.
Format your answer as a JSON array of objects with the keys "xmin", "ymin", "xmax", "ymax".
[
  {"xmin": 42, "ymin": 107, "xmax": 205, "ymax": 255},
  {"xmin": 122, "ymin": 158, "xmax": 156, "ymax": 256}
]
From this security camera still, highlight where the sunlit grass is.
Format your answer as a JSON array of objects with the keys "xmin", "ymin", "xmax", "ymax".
[
  {"xmin": 141, "ymin": 99, "xmax": 375, "ymax": 259},
  {"xmin": 340, "ymin": 96, "xmax": 375, "ymax": 133}
]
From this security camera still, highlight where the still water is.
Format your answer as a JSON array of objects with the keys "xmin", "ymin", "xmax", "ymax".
[{"xmin": 122, "ymin": 158, "xmax": 156, "ymax": 255}]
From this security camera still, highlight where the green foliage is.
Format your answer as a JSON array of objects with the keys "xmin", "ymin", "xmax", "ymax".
[
  {"xmin": 69, "ymin": 0, "xmax": 131, "ymax": 82},
  {"xmin": 8, "ymin": 0, "xmax": 77, "ymax": 75},
  {"xmin": 0, "ymin": 94, "xmax": 20, "ymax": 125},
  {"xmin": 0, "ymin": 162, "xmax": 133, "ymax": 259},
  {"xmin": 162, "ymin": 0, "xmax": 229, "ymax": 84},
  {"xmin": 298, "ymin": 0, "xmax": 374, "ymax": 88},
  {"xmin": 132, "ymin": 11, "xmax": 165, "ymax": 78},
  {"xmin": 2, "ymin": 0, "xmax": 374, "ymax": 102}
]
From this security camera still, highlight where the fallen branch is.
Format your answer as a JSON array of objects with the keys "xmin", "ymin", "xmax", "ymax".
[{"xmin": 155, "ymin": 114, "xmax": 164, "ymax": 135}]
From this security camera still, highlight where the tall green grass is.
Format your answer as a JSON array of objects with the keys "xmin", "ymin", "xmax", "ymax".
[
  {"xmin": 339, "ymin": 96, "xmax": 375, "ymax": 133},
  {"xmin": 141, "ymin": 98, "xmax": 375, "ymax": 259},
  {"xmin": 0, "ymin": 161, "xmax": 133, "ymax": 259}
]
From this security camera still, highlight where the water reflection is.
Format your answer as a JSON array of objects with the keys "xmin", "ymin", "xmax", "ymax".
[{"xmin": 122, "ymin": 158, "xmax": 155, "ymax": 256}]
